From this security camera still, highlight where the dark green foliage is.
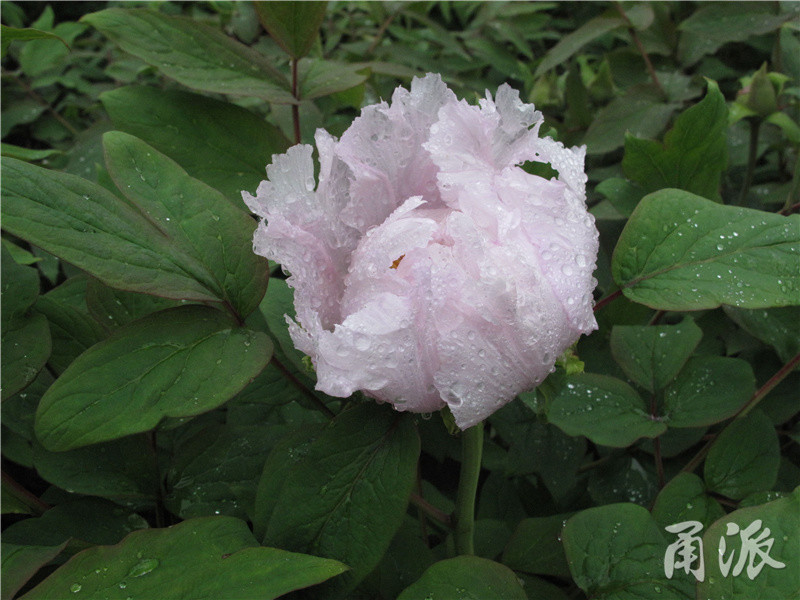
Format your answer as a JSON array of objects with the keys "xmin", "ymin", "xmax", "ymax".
[{"xmin": 2, "ymin": 2, "xmax": 798, "ymax": 599}]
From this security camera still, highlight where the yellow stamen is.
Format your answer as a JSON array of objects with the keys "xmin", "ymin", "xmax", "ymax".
[{"xmin": 390, "ymin": 254, "xmax": 405, "ymax": 269}]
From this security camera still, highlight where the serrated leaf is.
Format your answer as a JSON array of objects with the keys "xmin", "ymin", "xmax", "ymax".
[
  {"xmin": 254, "ymin": 1, "xmax": 327, "ymax": 59},
  {"xmin": 698, "ymin": 488, "xmax": 799, "ymax": 599},
  {"xmin": 20, "ymin": 516, "xmax": 348, "ymax": 600},
  {"xmin": 100, "ymin": 86, "xmax": 289, "ymax": 208},
  {"xmin": 258, "ymin": 403, "xmax": 420, "ymax": 596},
  {"xmin": 562, "ymin": 503, "xmax": 694, "ymax": 600},
  {"xmin": 397, "ymin": 556, "xmax": 527, "ymax": 600},
  {"xmin": 548, "ymin": 374, "xmax": 666, "ymax": 447},
  {"xmin": 661, "ymin": 356, "xmax": 754, "ymax": 427},
  {"xmin": 610, "ymin": 318, "xmax": 703, "ymax": 393},
  {"xmin": 81, "ymin": 8, "xmax": 293, "ymax": 102},
  {"xmin": 35, "ymin": 306, "xmax": 271, "ymax": 451},
  {"xmin": 704, "ymin": 411, "xmax": 780, "ymax": 500},
  {"xmin": 623, "ymin": 80, "xmax": 728, "ymax": 201},
  {"xmin": 612, "ymin": 189, "xmax": 800, "ymax": 310}
]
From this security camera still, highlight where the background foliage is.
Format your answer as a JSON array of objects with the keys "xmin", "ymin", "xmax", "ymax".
[{"xmin": 2, "ymin": 2, "xmax": 799, "ymax": 599}]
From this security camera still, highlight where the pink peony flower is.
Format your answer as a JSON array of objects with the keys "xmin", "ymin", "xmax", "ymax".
[{"xmin": 244, "ymin": 74, "xmax": 598, "ymax": 429}]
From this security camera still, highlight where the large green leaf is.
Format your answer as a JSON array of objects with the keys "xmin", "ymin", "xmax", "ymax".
[
  {"xmin": 724, "ymin": 306, "xmax": 800, "ymax": 363},
  {"xmin": 254, "ymin": 1, "xmax": 328, "ymax": 59},
  {"xmin": 610, "ymin": 318, "xmax": 703, "ymax": 393},
  {"xmin": 35, "ymin": 306, "xmax": 271, "ymax": 451},
  {"xmin": 81, "ymin": 8, "xmax": 293, "ymax": 102},
  {"xmin": 298, "ymin": 58, "xmax": 369, "ymax": 100},
  {"xmin": 697, "ymin": 487, "xmax": 799, "ymax": 600},
  {"xmin": 678, "ymin": 3, "xmax": 796, "ymax": 66},
  {"xmin": 258, "ymin": 403, "xmax": 420, "ymax": 596},
  {"xmin": 502, "ymin": 514, "xmax": 572, "ymax": 578},
  {"xmin": 164, "ymin": 421, "xmax": 284, "ymax": 521},
  {"xmin": 2, "ymin": 159, "xmax": 234, "ymax": 311},
  {"xmin": 562, "ymin": 503, "xmax": 694, "ymax": 600},
  {"xmin": 548, "ymin": 374, "xmax": 666, "ymax": 447},
  {"xmin": 85, "ymin": 279, "xmax": 180, "ymax": 330},
  {"xmin": 2, "ymin": 542, "xmax": 67, "ymax": 600},
  {"xmin": 583, "ymin": 86, "xmax": 679, "ymax": 155},
  {"xmin": 623, "ymin": 80, "xmax": 728, "ymax": 201},
  {"xmin": 20, "ymin": 516, "xmax": 347, "ymax": 600},
  {"xmin": 661, "ymin": 356, "xmax": 754, "ymax": 427},
  {"xmin": 651, "ymin": 472, "xmax": 724, "ymax": 531},
  {"xmin": 103, "ymin": 131, "xmax": 268, "ymax": 318},
  {"xmin": 612, "ymin": 189, "xmax": 800, "ymax": 310},
  {"xmin": 100, "ymin": 86, "xmax": 289, "ymax": 207},
  {"xmin": 1, "ymin": 246, "xmax": 51, "ymax": 400},
  {"xmin": 534, "ymin": 4, "xmax": 653, "ymax": 77},
  {"xmin": 0, "ymin": 24, "xmax": 67, "ymax": 57},
  {"xmin": 704, "ymin": 411, "xmax": 780, "ymax": 500},
  {"xmin": 397, "ymin": 556, "xmax": 527, "ymax": 600},
  {"xmin": 34, "ymin": 277, "xmax": 107, "ymax": 375}
]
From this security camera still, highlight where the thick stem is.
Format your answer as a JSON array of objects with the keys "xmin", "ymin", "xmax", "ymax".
[
  {"xmin": 452, "ymin": 423, "xmax": 483, "ymax": 556},
  {"xmin": 737, "ymin": 119, "xmax": 761, "ymax": 205},
  {"xmin": 291, "ymin": 59, "xmax": 301, "ymax": 145}
]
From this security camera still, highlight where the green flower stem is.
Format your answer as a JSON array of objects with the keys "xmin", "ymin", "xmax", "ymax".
[
  {"xmin": 736, "ymin": 119, "xmax": 761, "ymax": 205},
  {"xmin": 453, "ymin": 422, "xmax": 484, "ymax": 556}
]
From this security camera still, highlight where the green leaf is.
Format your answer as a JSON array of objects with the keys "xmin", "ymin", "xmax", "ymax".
[
  {"xmin": 548, "ymin": 374, "xmax": 666, "ymax": 447},
  {"xmin": 2, "ymin": 542, "xmax": 67, "ymax": 600},
  {"xmin": 595, "ymin": 177, "xmax": 645, "ymax": 218},
  {"xmin": 678, "ymin": 3, "xmax": 795, "ymax": 66},
  {"xmin": 298, "ymin": 58, "xmax": 369, "ymax": 100},
  {"xmin": 81, "ymin": 9, "xmax": 293, "ymax": 103},
  {"xmin": 623, "ymin": 80, "xmax": 728, "ymax": 201},
  {"xmin": 661, "ymin": 356, "xmax": 754, "ymax": 427},
  {"xmin": 259, "ymin": 403, "xmax": 420, "ymax": 596},
  {"xmin": 20, "ymin": 516, "xmax": 348, "ymax": 600},
  {"xmin": 3, "ymin": 498, "xmax": 148, "ymax": 549},
  {"xmin": 34, "ymin": 278, "xmax": 107, "ymax": 375},
  {"xmin": 33, "ymin": 437, "xmax": 157, "ymax": 503},
  {"xmin": 254, "ymin": 1, "xmax": 328, "ymax": 59},
  {"xmin": 697, "ymin": 488, "xmax": 799, "ymax": 600},
  {"xmin": 100, "ymin": 86, "xmax": 289, "ymax": 207},
  {"xmin": 704, "ymin": 411, "xmax": 780, "ymax": 500},
  {"xmin": 562, "ymin": 503, "xmax": 694, "ymax": 600},
  {"xmin": 587, "ymin": 455, "xmax": 659, "ymax": 507},
  {"xmin": 502, "ymin": 514, "xmax": 572, "ymax": 578},
  {"xmin": 0, "ymin": 143, "xmax": 62, "ymax": 162},
  {"xmin": 583, "ymin": 86, "xmax": 679, "ymax": 155},
  {"xmin": 0, "ymin": 24, "xmax": 67, "ymax": 57},
  {"xmin": 651, "ymin": 472, "xmax": 725, "ymax": 530},
  {"xmin": 164, "ymin": 422, "xmax": 284, "ymax": 521},
  {"xmin": 397, "ymin": 556, "xmax": 527, "ymax": 600},
  {"xmin": 724, "ymin": 306, "xmax": 800, "ymax": 363},
  {"xmin": 612, "ymin": 189, "xmax": 800, "ymax": 310},
  {"xmin": 35, "ymin": 305, "xmax": 271, "ymax": 451},
  {"xmin": 610, "ymin": 318, "xmax": 703, "ymax": 393},
  {"xmin": 85, "ymin": 279, "xmax": 180, "ymax": 330},
  {"xmin": 102, "ymin": 131, "xmax": 268, "ymax": 318},
  {"xmin": 1, "ymin": 315, "xmax": 51, "ymax": 402},
  {"xmin": 2, "ymin": 158, "xmax": 250, "ymax": 311},
  {"xmin": 2, "ymin": 245, "xmax": 41, "ymax": 321},
  {"xmin": 534, "ymin": 5, "xmax": 653, "ymax": 77}
]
